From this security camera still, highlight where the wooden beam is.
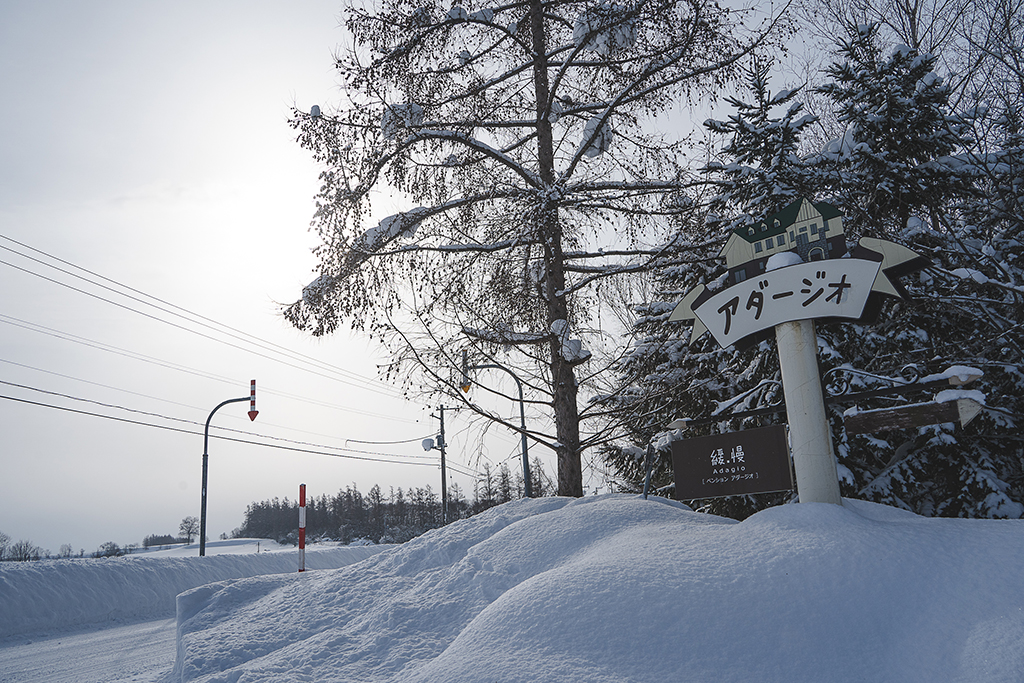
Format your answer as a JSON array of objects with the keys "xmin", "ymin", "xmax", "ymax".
[{"xmin": 844, "ymin": 399, "xmax": 983, "ymax": 435}]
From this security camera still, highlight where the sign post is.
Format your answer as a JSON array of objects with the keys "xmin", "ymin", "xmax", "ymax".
[
  {"xmin": 669, "ymin": 198, "xmax": 930, "ymax": 506},
  {"xmin": 461, "ymin": 357, "xmax": 532, "ymax": 498},
  {"xmin": 775, "ymin": 320, "xmax": 841, "ymax": 504},
  {"xmin": 200, "ymin": 381, "xmax": 259, "ymax": 557}
]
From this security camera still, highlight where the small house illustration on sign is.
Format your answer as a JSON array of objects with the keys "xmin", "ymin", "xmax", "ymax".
[{"xmin": 720, "ymin": 198, "xmax": 848, "ymax": 287}]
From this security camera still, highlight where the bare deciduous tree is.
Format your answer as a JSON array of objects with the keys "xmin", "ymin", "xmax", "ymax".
[
  {"xmin": 285, "ymin": 0, "xmax": 789, "ymax": 494},
  {"xmin": 7, "ymin": 539, "xmax": 42, "ymax": 562},
  {"xmin": 180, "ymin": 516, "xmax": 200, "ymax": 544}
]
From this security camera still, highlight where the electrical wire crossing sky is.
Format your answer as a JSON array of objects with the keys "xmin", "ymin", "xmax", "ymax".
[{"xmin": 0, "ymin": 1, "xmax": 514, "ymax": 555}]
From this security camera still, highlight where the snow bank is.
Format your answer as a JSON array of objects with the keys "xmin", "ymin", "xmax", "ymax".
[
  {"xmin": 173, "ymin": 495, "xmax": 1024, "ymax": 682},
  {"xmin": 0, "ymin": 543, "xmax": 384, "ymax": 640}
]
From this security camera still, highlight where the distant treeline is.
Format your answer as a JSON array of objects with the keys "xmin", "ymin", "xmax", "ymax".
[
  {"xmin": 234, "ymin": 460, "xmax": 555, "ymax": 545},
  {"xmin": 0, "ymin": 461, "xmax": 553, "ymax": 562},
  {"xmin": 0, "ymin": 533, "xmax": 118, "ymax": 562},
  {"xmin": 143, "ymin": 533, "xmax": 186, "ymax": 548},
  {"xmin": 0, "ymin": 532, "xmax": 54, "ymax": 562},
  {"xmin": 0, "ymin": 531, "xmax": 187, "ymax": 562}
]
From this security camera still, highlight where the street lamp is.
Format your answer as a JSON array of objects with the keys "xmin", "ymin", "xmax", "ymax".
[
  {"xmin": 461, "ymin": 351, "xmax": 532, "ymax": 498},
  {"xmin": 200, "ymin": 380, "xmax": 258, "ymax": 557}
]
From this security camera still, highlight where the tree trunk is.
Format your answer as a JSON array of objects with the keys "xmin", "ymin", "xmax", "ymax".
[{"xmin": 530, "ymin": 0, "xmax": 583, "ymax": 496}]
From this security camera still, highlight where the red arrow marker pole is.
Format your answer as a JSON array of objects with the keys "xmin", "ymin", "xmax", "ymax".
[
  {"xmin": 248, "ymin": 379, "xmax": 259, "ymax": 421},
  {"xmin": 298, "ymin": 483, "xmax": 306, "ymax": 573}
]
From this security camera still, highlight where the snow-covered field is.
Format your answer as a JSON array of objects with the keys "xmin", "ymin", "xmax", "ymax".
[
  {"xmin": 0, "ymin": 539, "xmax": 384, "ymax": 682},
  {"xmin": 0, "ymin": 539, "xmax": 383, "ymax": 640},
  {"xmin": 4, "ymin": 495, "xmax": 1024, "ymax": 682}
]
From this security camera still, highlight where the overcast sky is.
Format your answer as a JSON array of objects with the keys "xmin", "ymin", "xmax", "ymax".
[{"xmin": 0, "ymin": 1, "xmax": 531, "ymax": 555}]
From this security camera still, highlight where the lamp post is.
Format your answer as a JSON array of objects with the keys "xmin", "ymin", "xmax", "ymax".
[
  {"xmin": 461, "ymin": 352, "xmax": 532, "ymax": 498},
  {"xmin": 200, "ymin": 380, "xmax": 258, "ymax": 557}
]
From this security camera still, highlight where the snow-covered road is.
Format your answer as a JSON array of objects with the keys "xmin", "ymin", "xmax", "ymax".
[
  {"xmin": 0, "ymin": 618, "xmax": 174, "ymax": 683},
  {"xmin": 0, "ymin": 541, "xmax": 387, "ymax": 682}
]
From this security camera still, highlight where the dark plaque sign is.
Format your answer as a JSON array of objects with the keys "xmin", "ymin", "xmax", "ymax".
[{"xmin": 671, "ymin": 424, "xmax": 794, "ymax": 500}]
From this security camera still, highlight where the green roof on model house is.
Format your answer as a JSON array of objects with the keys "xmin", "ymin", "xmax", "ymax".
[{"xmin": 731, "ymin": 199, "xmax": 842, "ymax": 243}]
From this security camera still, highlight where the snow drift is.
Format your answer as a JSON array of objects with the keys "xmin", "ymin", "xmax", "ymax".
[
  {"xmin": 173, "ymin": 495, "xmax": 1024, "ymax": 682},
  {"xmin": 0, "ymin": 542, "xmax": 383, "ymax": 639}
]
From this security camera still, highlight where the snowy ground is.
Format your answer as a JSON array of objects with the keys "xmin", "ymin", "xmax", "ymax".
[
  {"xmin": 129, "ymin": 539, "xmax": 296, "ymax": 557},
  {"xmin": 0, "ymin": 539, "xmax": 384, "ymax": 683},
  {"xmin": 0, "ymin": 539, "xmax": 383, "ymax": 640},
  {"xmin": 4, "ymin": 497, "xmax": 1024, "ymax": 682},
  {"xmin": 0, "ymin": 618, "xmax": 176, "ymax": 683}
]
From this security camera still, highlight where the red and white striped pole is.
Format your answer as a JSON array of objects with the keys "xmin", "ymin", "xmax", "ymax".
[
  {"xmin": 298, "ymin": 483, "xmax": 306, "ymax": 572},
  {"xmin": 247, "ymin": 380, "xmax": 259, "ymax": 421}
]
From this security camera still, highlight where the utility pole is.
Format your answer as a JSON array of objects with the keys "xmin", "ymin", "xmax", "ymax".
[
  {"xmin": 425, "ymin": 406, "xmax": 451, "ymax": 524},
  {"xmin": 438, "ymin": 406, "xmax": 448, "ymax": 524}
]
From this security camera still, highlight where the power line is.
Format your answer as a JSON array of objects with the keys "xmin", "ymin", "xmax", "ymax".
[
  {"xmin": 0, "ymin": 235, "xmax": 484, "ymax": 478},
  {"xmin": 0, "ymin": 252, "xmax": 408, "ymax": 401},
  {"xmin": 0, "ymin": 312, "xmax": 230, "ymax": 382},
  {"xmin": 0, "ymin": 392, "xmax": 475, "ymax": 471},
  {"xmin": 346, "ymin": 436, "xmax": 436, "ymax": 445},
  {"xmin": 0, "ymin": 356, "xmax": 205, "ymax": 414},
  {"xmin": 0, "ymin": 314, "xmax": 421, "ymax": 424},
  {"xmin": 0, "ymin": 355, "xmax": 417, "ymax": 441},
  {"xmin": 0, "ymin": 376, "xmax": 479, "ymax": 476},
  {"xmin": 0, "ymin": 234, "xmax": 410, "ymax": 400},
  {"xmin": 0, "ymin": 377, "xmax": 435, "ymax": 460},
  {"xmin": 0, "ymin": 233, "xmax": 396, "ymax": 391}
]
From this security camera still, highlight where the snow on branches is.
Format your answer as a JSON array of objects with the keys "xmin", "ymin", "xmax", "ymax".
[
  {"xmin": 353, "ymin": 208, "xmax": 427, "ymax": 252},
  {"xmin": 381, "ymin": 104, "xmax": 424, "ymax": 140},
  {"xmin": 581, "ymin": 114, "xmax": 613, "ymax": 157},
  {"xmin": 286, "ymin": 0, "xmax": 788, "ymax": 496},
  {"xmin": 573, "ymin": 2, "xmax": 638, "ymax": 56},
  {"xmin": 551, "ymin": 319, "xmax": 591, "ymax": 364}
]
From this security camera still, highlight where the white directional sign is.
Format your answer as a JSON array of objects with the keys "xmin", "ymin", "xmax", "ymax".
[
  {"xmin": 843, "ymin": 397, "xmax": 984, "ymax": 434},
  {"xmin": 665, "ymin": 209, "xmax": 934, "ymax": 507},
  {"xmin": 670, "ymin": 237, "xmax": 929, "ymax": 350},
  {"xmin": 692, "ymin": 259, "xmax": 881, "ymax": 348}
]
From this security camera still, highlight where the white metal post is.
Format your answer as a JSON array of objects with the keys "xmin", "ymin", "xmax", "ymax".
[{"xmin": 775, "ymin": 319, "xmax": 842, "ymax": 505}]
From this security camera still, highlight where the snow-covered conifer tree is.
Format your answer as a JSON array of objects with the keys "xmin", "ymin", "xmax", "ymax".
[
  {"xmin": 284, "ymin": 0, "xmax": 787, "ymax": 494},
  {"xmin": 604, "ymin": 26, "xmax": 1024, "ymax": 520},
  {"xmin": 815, "ymin": 23, "xmax": 975, "ymax": 235},
  {"xmin": 599, "ymin": 59, "xmax": 819, "ymax": 517},
  {"xmin": 808, "ymin": 25, "xmax": 1023, "ymax": 518},
  {"xmin": 704, "ymin": 56, "xmax": 821, "ymax": 232}
]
